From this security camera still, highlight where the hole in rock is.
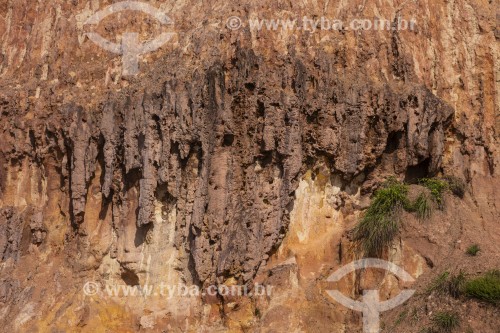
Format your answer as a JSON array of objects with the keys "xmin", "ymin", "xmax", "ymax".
[
  {"xmin": 223, "ymin": 134, "xmax": 235, "ymax": 146},
  {"xmin": 405, "ymin": 158, "xmax": 430, "ymax": 183},
  {"xmin": 121, "ymin": 268, "xmax": 140, "ymax": 286},
  {"xmin": 385, "ymin": 131, "xmax": 403, "ymax": 154}
]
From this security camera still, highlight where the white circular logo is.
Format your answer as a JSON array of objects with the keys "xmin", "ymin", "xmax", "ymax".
[
  {"xmin": 83, "ymin": 1, "xmax": 176, "ymax": 75},
  {"xmin": 226, "ymin": 16, "xmax": 243, "ymax": 30},
  {"xmin": 326, "ymin": 259, "xmax": 416, "ymax": 333},
  {"xmin": 83, "ymin": 281, "xmax": 100, "ymax": 296}
]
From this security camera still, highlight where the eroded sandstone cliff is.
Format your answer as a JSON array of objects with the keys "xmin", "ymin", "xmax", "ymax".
[{"xmin": 0, "ymin": 0, "xmax": 498, "ymax": 332}]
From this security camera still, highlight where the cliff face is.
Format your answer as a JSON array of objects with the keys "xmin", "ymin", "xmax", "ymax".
[{"xmin": 0, "ymin": 0, "xmax": 498, "ymax": 332}]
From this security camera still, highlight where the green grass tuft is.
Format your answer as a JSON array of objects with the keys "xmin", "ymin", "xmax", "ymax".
[
  {"xmin": 353, "ymin": 178, "xmax": 409, "ymax": 256},
  {"xmin": 412, "ymin": 193, "xmax": 433, "ymax": 220},
  {"xmin": 426, "ymin": 271, "xmax": 467, "ymax": 298},
  {"xmin": 419, "ymin": 178, "xmax": 448, "ymax": 208},
  {"xmin": 431, "ymin": 311, "xmax": 460, "ymax": 332},
  {"xmin": 464, "ymin": 270, "xmax": 500, "ymax": 305},
  {"xmin": 353, "ymin": 175, "xmax": 466, "ymax": 256},
  {"xmin": 426, "ymin": 272, "xmax": 450, "ymax": 295},
  {"xmin": 466, "ymin": 244, "xmax": 480, "ymax": 256},
  {"xmin": 448, "ymin": 271, "xmax": 466, "ymax": 298}
]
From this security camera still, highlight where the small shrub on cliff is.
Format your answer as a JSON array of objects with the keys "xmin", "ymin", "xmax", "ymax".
[
  {"xmin": 443, "ymin": 175, "xmax": 466, "ymax": 198},
  {"xmin": 353, "ymin": 177, "xmax": 409, "ymax": 256},
  {"xmin": 466, "ymin": 244, "xmax": 480, "ymax": 256},
  {"xmin": 464, "ymin": 270, "xmax": 500, "ymax": 305},
  {"xmin": 419, "ymin": 178, "xmax": 448, "ymax": 208},
  {"xmin": 431, "ymin": 311, "xmax": 460, "ymax": 332}
]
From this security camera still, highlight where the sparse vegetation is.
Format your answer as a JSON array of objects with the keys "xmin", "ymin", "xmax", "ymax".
[
  {"xmin": 419, "ymin": 327, "xmax": 434, "ymax": 333},
  {"xmin": 353, "ymin": 177, "xmax": 409, "ymax": 256},
  {"xmin": 419, "ymin": 178, "xmax": 448, "ymax": 208},
  {"xmin": 424, "ymin": 270, "xmax": 500, "ymax": 305},
  {"xmin": 410, "ymin": 307, "xmax": 420, "ymax": 323},
  {"xmin": 431, "ymin": 311, "xmax": 460, "ymax": 332},
  {"xmin": 448, "ymin": 271, "xmax": 466, "ymax": 298},
  {"xmin": 426, "ymin": 271, "xmax": 450, "ymax": 295},
  {"xmin": 426, "ymin": 271, "xmax": 466, "ymax": 298},
  {"xmin": 443, "ymin": 175, "xmax": 466, "ymax": 198},
  {"xmin": 412, "ymin": 193, "xmax": 432, "ymax": 220},
  {"xmin": 464, "ymin": 270, "xmax": 500, "ymax": 305},
  {"xmin": 466, "ymin": 244, "xmax": 480, "ymax": 256},
  {"xmin": 395, "ymin": 309, "xmax": 409, "ymax": 326},
  {"xmin": 354, "ymin": 175, "xmax": 467, "ymax": 256}
]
